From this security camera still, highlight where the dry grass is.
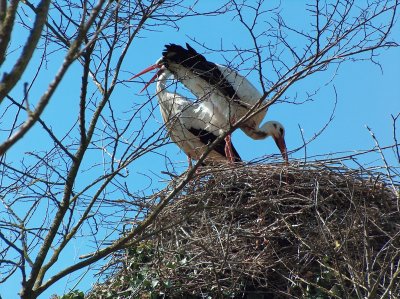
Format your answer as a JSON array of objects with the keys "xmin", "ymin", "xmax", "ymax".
[{"xmin": 89, "ymin": 161, "xmax": 400, "ymax": 298}]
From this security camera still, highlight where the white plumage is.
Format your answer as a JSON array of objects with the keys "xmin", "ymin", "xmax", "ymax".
[{"xmin": 132, "ymin": 65, "xmax": 242, "ymax": 165}]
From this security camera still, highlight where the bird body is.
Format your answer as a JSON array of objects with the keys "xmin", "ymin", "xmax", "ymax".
[
  {"xmin": 150, "ymin": 68, "xmax": 242, "ymax": 164},
  {"xmin": 165, "ymin": 62, "xmax": 266, "ymax": 129}
]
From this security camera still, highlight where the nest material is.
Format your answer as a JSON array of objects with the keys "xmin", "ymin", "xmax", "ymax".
[{"xmin": 89, "ymin": 162, "xmax": 400, "ymax": 298}]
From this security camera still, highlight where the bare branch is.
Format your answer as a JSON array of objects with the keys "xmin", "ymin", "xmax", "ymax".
[{"xmin": 0, "ymin": 0, "xmax": 51, "ymax": 103}]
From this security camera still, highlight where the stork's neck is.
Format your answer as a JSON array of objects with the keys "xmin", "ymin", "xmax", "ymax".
[
  {"xmin": 155, "ymin": 69, "xmax": 184, "ymax": 119},
  {"xmin": 242, "ymin": 121, "xmax": 276, "ymax": 140},
  {"xmin": 156, "ymin": 69, "xmax": 172, "ymax": 94}
]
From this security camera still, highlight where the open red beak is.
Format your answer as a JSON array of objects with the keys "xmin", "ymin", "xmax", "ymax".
[
  {"xmin": 274, "ymin": 136, "xmax": 289, "ymax": 164},
  {"xmin": 129, "ymin": 63, "xmax": 162, "ymax": 92}
]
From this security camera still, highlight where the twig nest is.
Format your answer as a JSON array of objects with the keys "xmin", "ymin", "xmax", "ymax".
[{"xmin": 89, "ymin": 162, "xmax": 400, "ymax": 299}]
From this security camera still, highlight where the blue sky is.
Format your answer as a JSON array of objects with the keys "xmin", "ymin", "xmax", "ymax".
[{"xmin": 1, "ymin": 1, "xmax": 399, "ymax": 298}]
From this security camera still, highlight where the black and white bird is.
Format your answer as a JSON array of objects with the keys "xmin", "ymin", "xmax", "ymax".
[
  {"xmin": 132, "ymin": 62, "xmax": 242, "ymax": 166},
  {"xmin": 137, "ymin": 43, "xmax": 288, "ymax": 163}
]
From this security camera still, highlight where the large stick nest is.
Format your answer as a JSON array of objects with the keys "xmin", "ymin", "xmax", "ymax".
[{"xmin": 89, "ymin": 162, "xmax": 400, "ymax": 299}]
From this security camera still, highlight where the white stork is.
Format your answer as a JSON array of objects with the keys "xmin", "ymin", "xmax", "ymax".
[
  {"xmin": 131, "ymin": 62, "xmax": 242, "ymax": 166},
  {"xmin": 137, "ymin": 43, "xmax": 288, "ymax": 163}
]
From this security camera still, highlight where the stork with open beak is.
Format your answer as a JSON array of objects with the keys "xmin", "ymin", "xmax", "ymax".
[
  {"xmin": 131, "ymin": 62, "xmax": 242, "ymax": 167},
  {"xmin": 134, "ymin": 43, "xmax": 288, "ymax": 164}
]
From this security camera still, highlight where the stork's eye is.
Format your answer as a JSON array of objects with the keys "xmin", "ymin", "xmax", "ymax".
[
  {"xmin": 280, "ymin": 128, "xmax": 284, "ymax": 135},
  {"xmin": 273, "ymin": 123, "xmax": 277, "ymax": 129}
]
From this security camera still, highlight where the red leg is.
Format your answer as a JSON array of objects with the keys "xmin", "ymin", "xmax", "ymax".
[
  {"xmin": 224, "ymin": 116, "xmax": 237, "ymax": 163},
  {"xmin": 224, "ymin": 134, "xmax": 235, "ymax": 163}
]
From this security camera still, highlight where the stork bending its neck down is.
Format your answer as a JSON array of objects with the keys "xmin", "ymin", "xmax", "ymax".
[{"xmin": 135, "ymin": 44, "xmax": 289, "ymax": 164}]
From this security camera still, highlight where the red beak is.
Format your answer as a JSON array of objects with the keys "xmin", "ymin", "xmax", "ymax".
[
  {"xmin": 129, "ymin": 63, "xmax": 162, "ymax": 92},
  {"xmin": 274, "ymin": 136, "xmax": 288, "ymax": 164}
]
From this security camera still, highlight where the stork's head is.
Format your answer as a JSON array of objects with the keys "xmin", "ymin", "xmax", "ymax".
[
  {"xmin": 261, "ymin": 121, "xmax": 288, "ymax": 164},
  {"xmin": 130, "ymin": 58, "xmax": 167, "ymax": 92}
]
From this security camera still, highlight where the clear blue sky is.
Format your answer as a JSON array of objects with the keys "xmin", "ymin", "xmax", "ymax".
[{"xmin": 1, "ymin": 1, "xmax": 399, "ymax": 298}]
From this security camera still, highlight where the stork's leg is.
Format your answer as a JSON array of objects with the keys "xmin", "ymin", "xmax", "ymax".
[
  {"xmin": 224, "ymin": 134, "xmax": 235, "ymax": 163},
  {"xmin": 187, "ymin": 155, "xmax": 202, "ymax": 177},
  {"xmin": 224, "ymin": 116, "xmax": 237, "ymax": 163},
  {"xmin": 187, "ymin": 155, "xmax": 193, "ymax": 169}
]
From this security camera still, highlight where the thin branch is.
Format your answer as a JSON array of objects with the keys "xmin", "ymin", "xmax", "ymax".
[{"xmin": 0, "ymin": 0, "xmax": 51, "ymax": 103}]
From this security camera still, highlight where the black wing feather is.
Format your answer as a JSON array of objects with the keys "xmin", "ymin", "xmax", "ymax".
[
  {"xmin": 187, "ymin": 127, "xmax": 242, "ymax": 163},
  {"xmin": 162, "ymin": 43, "xmax": 239, "ymax": 101}
]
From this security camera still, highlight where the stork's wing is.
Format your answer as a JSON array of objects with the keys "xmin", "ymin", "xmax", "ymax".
[
  {"xmin": 163, "ymin": 43, "xmax": 239, "ymax": 101},
  {"xmin": 186, "ymin": 127, "xmax": 242, "ymax": 163}
]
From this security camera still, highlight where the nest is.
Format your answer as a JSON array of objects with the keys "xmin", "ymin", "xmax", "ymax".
[{"xmin": 89, "ymin": 162, "xmax": 400, "ymax": 299}]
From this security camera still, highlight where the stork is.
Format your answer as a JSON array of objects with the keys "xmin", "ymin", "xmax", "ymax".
[
  {"xmin": 136, "ymin": 43, "xmax": 288, "ymax": 163},
  {"xmin": 131, "ymin": 62, "xmax": 242, "ymax": 166}
]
